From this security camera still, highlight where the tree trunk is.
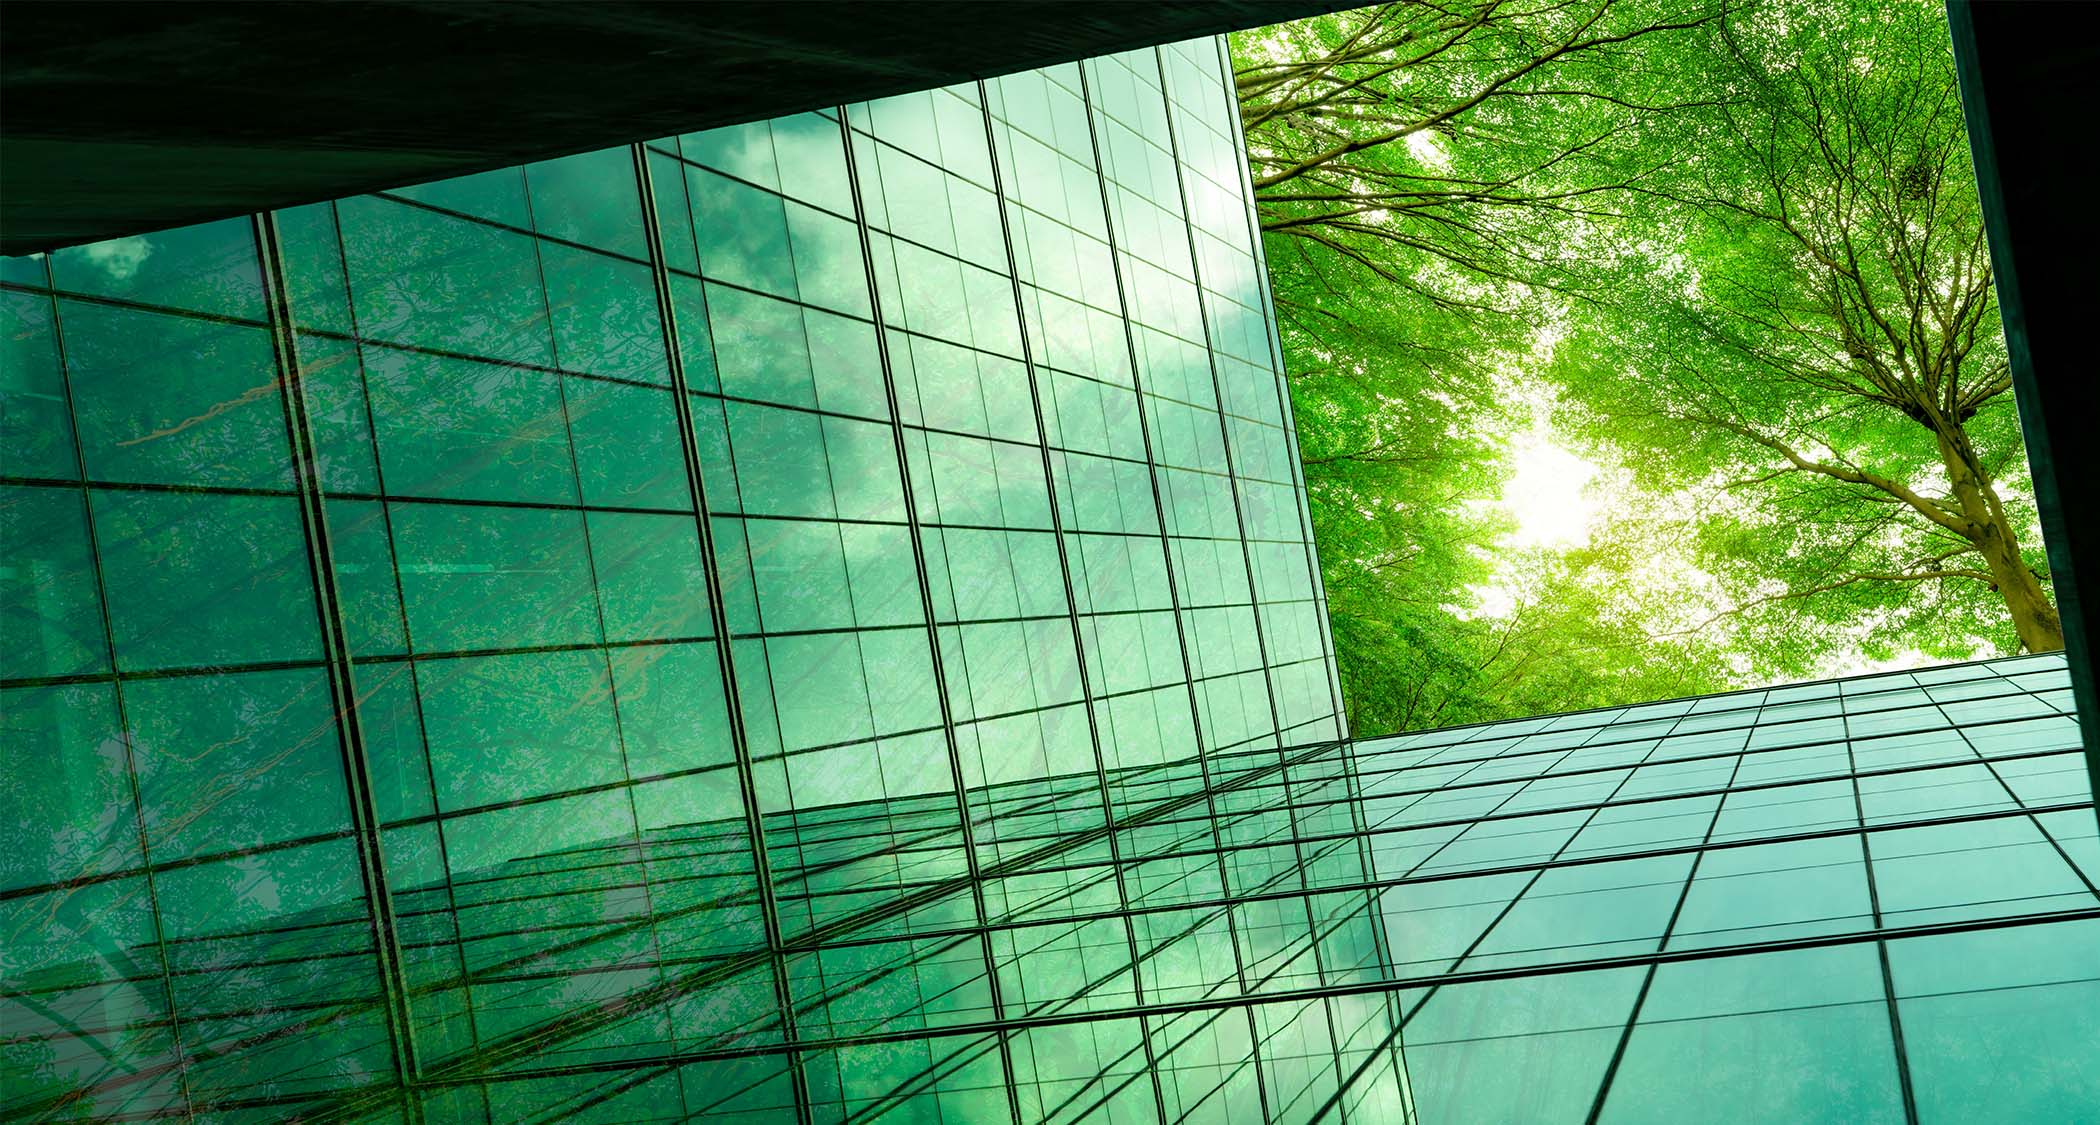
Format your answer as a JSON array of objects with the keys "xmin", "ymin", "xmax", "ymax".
[
  {"xmin": 1936, "ymin": 427, "xmax": 2065, "ymax": 652},
  {"xmin": 1979, "ymin": 532, "xmax": 2065, "ymax": 652}
]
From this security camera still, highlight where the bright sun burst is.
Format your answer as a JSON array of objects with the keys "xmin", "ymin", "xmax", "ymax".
[
  {"xmin": 1504, "ymin": 427, "xmax": 1599, "ymax": 548},
  {"xmin": 1461, "ymin": 417, "xmax": 1602, "ymax": 619}
]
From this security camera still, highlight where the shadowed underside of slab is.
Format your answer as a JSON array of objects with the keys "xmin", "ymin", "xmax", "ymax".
[{"xmin": 0, "ymin": 0, "xmax": 1345, "ymax": 254}]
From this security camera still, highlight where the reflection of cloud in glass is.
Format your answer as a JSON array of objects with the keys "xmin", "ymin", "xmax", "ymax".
[{"xmin": 80, "ymin": 234, "xmax": 153, "ymax": 280}]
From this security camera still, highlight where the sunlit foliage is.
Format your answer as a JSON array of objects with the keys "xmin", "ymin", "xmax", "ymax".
[{"xmin": 1234, "ymin": 0, "xmax": 2058, "ymax": 735}]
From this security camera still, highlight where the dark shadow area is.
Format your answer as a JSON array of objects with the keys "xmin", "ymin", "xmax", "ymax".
[{"xmin": 0, "ymin": 0, "xmax": 1353, "ymax": 254}]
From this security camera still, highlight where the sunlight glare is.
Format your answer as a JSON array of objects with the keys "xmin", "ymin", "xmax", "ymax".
[
  {"xmin": 1505, "ymin": 428, "xmax": 1598, "ymax": 548},
  {"xmin": 1406, "ymin": 130, "xmax": 1452, "ymax": 170}
]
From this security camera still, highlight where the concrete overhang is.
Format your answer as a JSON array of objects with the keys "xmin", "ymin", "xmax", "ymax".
[{"xmin": 1, "ymin": 0, "xmax": 1347, "ymax": 256}]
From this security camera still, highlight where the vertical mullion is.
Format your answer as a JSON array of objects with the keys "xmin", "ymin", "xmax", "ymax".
[
  {"xmin": 630, "ymin": 143, "xmax": 814, "ymax": 1123},
  {"xmin": 1842, "ymin": 689, "xmax": 1922, "ymax": 1124},
  {"xmin": 1085, "ymin": 48, "xmax": 1276, "ymax": 1123},
  {"xmin": 39, "ymin": 276, "xmax": 201, "ymax": 1121},
  {"xmin": 979, "ymin": 69, "xmax": 1171, "ymax": 1125},
  {"xmin": 1211, "ymin": 34, "xmax": 1347, "ymax": 741},
  {"xmin": 833, "ymin": 108, "xmax": 1025, "ymax": 1125},
  {"xmin": 323, "ymin": 194, "xmax": 490, "ymax": 1107},
  {"xmin": 253, "ymin": 211, "xmax": 423, "ymax": 1121},
  {"xmin": 1155, "ymin": 41, "xmax": 1351, "ymax": 1118}
]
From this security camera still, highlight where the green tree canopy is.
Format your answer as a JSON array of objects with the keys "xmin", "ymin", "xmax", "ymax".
[
  {"xmin": 1554, "ymin": 0, "xmax": 2058, "ymax": 658},
  {"xmin": 1235, "ymin": 0, "xmax": 2058, "ymax": 736}
]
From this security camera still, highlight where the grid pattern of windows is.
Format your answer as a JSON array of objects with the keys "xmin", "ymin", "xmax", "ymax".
[
  {"xmin": 4, "ymin": 31, "xmax": 2093, "ymax": 1125},
  {"xmin": 2, "ymin": 37, "xmax": 1381, "ymax": 1124},
  {"xmin": 1361, "ymin": 652, "xmax": 2097, "ymax": 1123}
]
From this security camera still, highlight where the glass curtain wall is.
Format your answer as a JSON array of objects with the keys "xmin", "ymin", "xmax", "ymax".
[
  {"xmin": 1, "ymin": 36, "xmax": 1378, "ymax": 1124},
  {"xmin": 6, "ymin": 25, "xmax": 2094, "ymax": 1125},
  {"xmin": 1360, "ymin": 652, "xmax": 2096, "ymax": 1124}
]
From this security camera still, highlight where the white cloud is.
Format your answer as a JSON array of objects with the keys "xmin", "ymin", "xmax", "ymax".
[{"xmin": 81, "ymin": 235, "xmax": 153, "ymax": 281}]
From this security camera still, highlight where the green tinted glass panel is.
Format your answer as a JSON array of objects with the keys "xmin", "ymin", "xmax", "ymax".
[
  {"xmin": 275, "ymin": 201, "xmax": 356, "ymax": 333},
  {"xmin": 1, "ymin": 484, "xmax": 106, "ymax": 679},
  {"xmin": 610, "ymin": 641, "xmax": 736, "ymax": 776},
  {"xmin": 681, "ymin": 122, "xmax": 779, "ymax": 190},
  {"xmin": 766, "ymin": 633, "xmax": 873, "ymax": 751},
  {"xmin": 587, "ymin": 510, "xmax": 711, "ymax": 641},
  {"xmin": 48, "ymin": 217, "xmax": 264, "ymax": 320},
  {"xmin": 725, "ymin": 402, "xmax": 831, "ymax": 517},
  {"xmin": 326, "ymin": 498, "xmax": 409, "ymax": 656},
  {"xmin": 389, "ymin": 500, "xmax": 598, "ymax": 652},
  {"xmin": 296, "ymin": 333, "xmax": 381, "ymax": 492},
  {"xmin": 1, "ymin": 289, "xmax": 77, "ymax": 479},
  {"xmin": 746, "ymin": 518, "xmax": 853, "ymax": 633},
  {"xmin": 527, "ymin": 147, "xmax": 646, "ymax": 258},
  {"xmin": 540, "ymin": 241, "xmax": 666, "ymax": 382},
  {"xmin": 708, "ymin": 285, "xmax": 814, "ymax": 407},
  {"xmin": 689, "ymin": 169, "xmax": 798, "ymax": 298},
  {"xmin": 356, "ymin": 663, "xmax": 435, "ymax": 823},
  {"xmin": 565, "ymin": 378, "xmax": 688, "ymax": 511},
  {"xmin": 786, "ymin": 203, "xmax": 871, "ymax": 317},
  {"xmin": 0, "ymin": 683, "xmax": 132, "ymax": 890},
  {"xmin": 806, "ymin": 309, "xmax": 887, "ymax": 419},
  {"xmin": 340, "ymin": 194, "xmax": 552, "ymax": 366},
  {"xmin": 0, "ymin": 253, "xmax": 49, "ymax": 286},
  {"xmin": 389, "ymin": 166, "xmax": 530, "ymax": 227},
  {"xmin": 61, "ymin": 301, "xmax": 289, "ymax": 488},
  {"xmin": 364, "ymin": 345, "xmax": 576, "ymax": 504},
  {"xmin": 417, "ymin": 648, "xmax": 623, "ymax": 809},
  {"xmin": 770, "ymin": 113, "xmax": 855, "ymax": 215},
  {"xmin": 126, "ymin": 668, "xmax": 349, "ymax": 860},
  {"xmin": 93, "ymin": 489, "xmax": 318, "ymax": 670}
]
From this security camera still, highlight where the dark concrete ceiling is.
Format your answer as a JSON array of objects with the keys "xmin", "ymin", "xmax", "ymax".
[{"xmin": 0, "ymin": 0, "xmax": 1349, "ymax": 256}]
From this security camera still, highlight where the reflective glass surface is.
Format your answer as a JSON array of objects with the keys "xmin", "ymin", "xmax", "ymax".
[
  {"xmin": 3, "ymin": 37, "xmax": 1369, "ymax": 1125},
  {"xmin": 1360, "ymin": 651, "xmax": 2094, "ymax": 1124},
  {"xmin": 3, "ymin": 34, "xmax": 2093, "ymax": 1125}
]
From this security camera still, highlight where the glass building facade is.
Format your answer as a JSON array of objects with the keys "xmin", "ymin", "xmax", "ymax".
[
  {"xmin": 4, "ymin": 37, "xmax": 1366, "ymax": 1124},
  {"xmin": 1354, "ymin": 650, "xmax": 2097, "ymax": 1124},
  {"xmin": 3, "ymin": 31, "xmax": 2095, "ymax": 1125}
]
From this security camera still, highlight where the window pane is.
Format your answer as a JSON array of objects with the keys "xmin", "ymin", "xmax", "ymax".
[
  {"xmin": 94, "ymin": 489, "xmax": 318, "ymax": 670},
  {"xmin": 390, "ymin": 500, "xmax": 598, "ymax": 652},
  {"xmin": 127, "ymin": 668, "xmax": 349, "ymax": 860},
  {"xmin": 1, "ymin": 289, "xmax": 78, "ymax": 478},
  {"xmin": 1, "ymin": 485, "xmax": 107, "ymax": 679},
  {"xmin": 48, "ymin": 217, "xmax": 263, "ymax": 320},
  {"xmin": 61, "ymin": 301, "xmax": 288, "ymax": 488}
]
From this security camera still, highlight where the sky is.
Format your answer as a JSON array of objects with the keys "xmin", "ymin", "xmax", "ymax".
[
  {"xmin": 1504, "ymin": 424, "xmax": 1598, "ymax": 549},
  {"xmin": 1463, "ymin": 414, "xmax": 1600, "ymax": 619},
  {"xmin": 1470, "ymin": 410, "xmax": 1983, "ymax": 677}
]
